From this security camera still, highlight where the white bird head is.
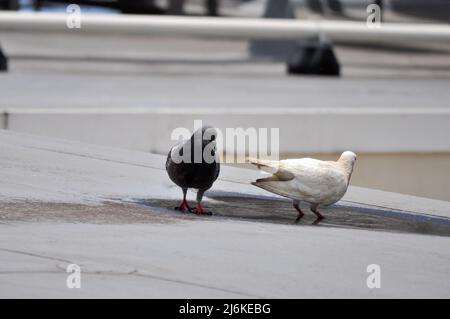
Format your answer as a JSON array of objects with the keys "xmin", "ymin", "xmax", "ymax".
[
  {"xmin": 338, "ymin": 151, "xmax": 357, "ymax": 176},
  {"xmin": 340, "ymin": 151, "xmax": 356, "ymax": 162}
]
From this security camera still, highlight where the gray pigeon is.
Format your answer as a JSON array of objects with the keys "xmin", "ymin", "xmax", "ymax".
[{"xmin": 166, "ymin": 126, "xmax": 220, "ymax": 215}]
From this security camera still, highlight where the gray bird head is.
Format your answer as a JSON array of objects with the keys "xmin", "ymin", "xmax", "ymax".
[
  {"xmin": 191, "ymin": 126, "xmax": 217, "ymax": 144},
  {"xmin": 190, "ymin": 126, "xmax": 219, "ymax": 164}
]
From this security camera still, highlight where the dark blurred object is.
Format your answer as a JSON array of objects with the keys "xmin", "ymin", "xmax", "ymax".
[
  {"xmin": 32, "ymin": 0, "xmax": 219, "ymax": 15},
  {"xmin": 0, "ymin": 0, "xmax": 19, "ymax": 10},
  {"xmin": 168, "ymin": 0, "xmax": 219, "ymax": 16},
  {"xmin": 306, "ymin": 0, "xmax": 343, "ymax": 14},
  {"xmin": 391, "ymin": 0, "xmax": 450, "ymax": 22},
  {"xmin": 249, "ymin": 0, "xmax": 297, "ymax": 60},
  {"xmin": 287, "ymin": 40, "xmax": 340, "ymax": 77},
  {"xmin": 327, "ymin": 0, "xmax": 343, "ymax": 13},
  {"xmin": 376, "ymin": 0, "xmax": 384, "ymax": 21},
  {"xmin": 206, "ymin": 0, "xmax": 218, "ymax": 16},
  {"xmin": 250, "ymin": 0, "xmax": 340, "ymax": 77},
  {"xmin": 116, "ymin": 0, "xmax": 164, "ymax": 14},
  {"xmin": 0, "ymin": 46, "xmax": 8, "ymax": 72},
  {"xmin": 33, "ymin": 0, "xmax": 165, "ymax": 14},
  {"xmin": 306, "ymin": 0, "xmax": 324, "ymax": 13},
  {"xmin": 167, "ymin": 0, "xmax": 183, "ymax": 14},
  {"xmin": 304, "ymin": 0, "xmax": 448, "ymax": 23}
]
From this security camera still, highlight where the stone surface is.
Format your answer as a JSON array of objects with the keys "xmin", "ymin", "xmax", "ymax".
[{"xmin": 0, "ymin": 131, "xmax": 449, "ymax": 298}]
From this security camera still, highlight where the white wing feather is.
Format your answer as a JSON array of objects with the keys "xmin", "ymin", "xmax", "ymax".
[{"xmin": 252, "ymin": 158, "xmax": 350, "ymax": 206}]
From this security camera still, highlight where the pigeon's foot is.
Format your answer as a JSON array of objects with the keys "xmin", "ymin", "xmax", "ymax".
[
  {"xmin": 312, "ymin": 216, "xmax": 324, "ymax": 225},
  {"xmin": 295, "ymin": 212, "xmax": 304, "ymax": 223},
  {"xmin": 175, "ymin": 199, "xmax": 191, "ymax": 212},
  {"xmin": 192, "ymin": 204, "xmax": 212, "ymax": 216},
  {"xmin": 313, "ymin": 212, "xmax": 325, "ymax": 220},
  {"xmin": 310, "ymin": 205, "xmax": 325, "ymax": 221},
  {"xmin": 293, "ymin": 201, "xmax": 304, "ymax": 223}
]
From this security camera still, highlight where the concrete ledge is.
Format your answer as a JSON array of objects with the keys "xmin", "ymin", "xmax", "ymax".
[
  {"xmin": 1, "ymin": 130, "xmax": 450, "ymax": 298},
  {"xmin": 1, "ymin": 129, "xmax": 449, "ymax": 217},
  {"xmin": 2, "ymin": 107, "xmax": 450, "ymax": 153}
]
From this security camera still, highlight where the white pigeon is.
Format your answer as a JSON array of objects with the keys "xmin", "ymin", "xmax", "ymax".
[{"xmin": 248, "ymin": 151, "xmax": 356, "ymax": 222}]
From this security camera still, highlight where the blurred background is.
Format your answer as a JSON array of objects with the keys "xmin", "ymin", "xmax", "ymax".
[
  {"xmin": 0, "ymin": 0, "xmax": 449, "ymax": 201},
  {"xmin": 0, "ymin": 0, "xmax": 449, "ymax": 22}
]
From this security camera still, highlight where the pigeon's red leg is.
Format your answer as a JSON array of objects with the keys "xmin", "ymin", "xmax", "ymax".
[
  {"xmin": 175, "ymin": 199, "xmax": 190, "ymax": 211},
  {"xmin": 293, "ymin": 200, "xmax": 304, "ymax": 223},
  {"xmin": 310, "ymin": 204, "xmax": 325, "ymax": 223},
  {"xmin": 192, "ymin": 203, "xmax": 212, "ymax": 216},
  {"xmin": 175, "ymin": 188, "xmax": 191, "ymax": 212},
  {"xmin": 191, "ymin": 190, "xmax": 212, "ymax": 216}
]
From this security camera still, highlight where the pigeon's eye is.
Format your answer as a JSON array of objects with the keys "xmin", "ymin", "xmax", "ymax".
[{"xmin": 210, "ymin": 135, "xmax": 216, "ymax": 141}]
